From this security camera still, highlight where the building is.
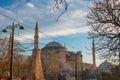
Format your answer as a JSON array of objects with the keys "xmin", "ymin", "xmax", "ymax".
[
  {"xmin": 97, "ymin": 60, "xmax": 113, "ymax": 80},
  {"xmin": 28, "ymin": 22, "xmax": 97, "ymax": 80},
  {"xmin": 41, "ymin": 41, "xmax": 96, "ymax": 80},
  {"xmin": 26, "ymin": 22, "xmax": 45, "ymax": 80},
  {"xmin": 98, "ymin": 60, "xmax": 112, "ymax": 73},
  {"xmin": 41, "ymin": 41, "xmax": 82, "ymax": 80}
]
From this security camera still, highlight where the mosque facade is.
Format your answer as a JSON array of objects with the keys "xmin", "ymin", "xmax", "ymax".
[
  {"xmin": 41, "ymin": 41, "xmax": 82, "ymax": 80},
  {"xmin": 29, "ymin": 22, "xmax": 97, "ymax": 80},
  {"xmin": 41, "ymin": 41, "xmax": 96, "ymax": 80}
]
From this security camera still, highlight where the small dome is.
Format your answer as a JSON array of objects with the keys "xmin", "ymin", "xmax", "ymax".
[
  {"xmin": 98, "ymin": 60, "xmax": 112, "ymax": 71},
  {"xmin": 45, "ymin": 41, "xmax": 63, "ymax": 47}
]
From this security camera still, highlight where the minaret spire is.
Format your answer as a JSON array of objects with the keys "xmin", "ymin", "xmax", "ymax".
[
  {"xmin": 92, "ymin": 37, "xmax": 96, "ymax": 67},
  {"xmin": 27, "ymin": 21, "xmax": 45, "ymax": 80},
  {"xmin": 34, "ymin": 21, "xmax": 39, "ymax": 49}
]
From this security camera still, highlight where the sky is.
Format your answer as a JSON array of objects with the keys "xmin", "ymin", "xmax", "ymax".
[{"xmin": 0, "ymin": 0, "xmax": 103, "ymax": 66}]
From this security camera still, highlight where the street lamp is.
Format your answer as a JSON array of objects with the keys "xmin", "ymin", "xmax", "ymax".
[{"xmin": 2, "ymin": 22, "xmax": 24, "ymax": 80}]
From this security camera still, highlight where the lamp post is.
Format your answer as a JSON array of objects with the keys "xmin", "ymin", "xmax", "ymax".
[{"xmin": 2, "ymin": 22, "xmax": 24, "ymax": 80}]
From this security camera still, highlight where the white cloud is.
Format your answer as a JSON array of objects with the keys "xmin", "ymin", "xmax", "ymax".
[
  {"xmin": 0, "ymin": 7, "xmax": 15, "ymax": 28},
  {"xmin": 26, "ymin": 3, "xmax": 35, "ymax": 8},
  {"xmin": 0, "ymin": 15, "xmax": 5, "ymax": 20},
  {"xmin": 0, "ymin": 7, "xmax": 14, "ymax": 14},
  {"xmin": 0, "ymin": 0, "xmax": 92, "ymax": 41},
  {"xmin": 42, "ymin": 16, "xmax": 90, "ymax": 37},
  {"xmin": 18, "ymin": 3, "xmax": 87, "ymax": 37},
  {"xmin": 15, "ymin": 33, "xmax": 34, "ymax": 42},
  {"xmin": 43, "ymin": 26, "xmax": 90, "ymax": 37},
  {"xmin": 70, "ymin": 10, "xmax": 87, "ymax": 19},
  {"xmin": 14, "ymin": 25, "xmax": 90, "ymax": 42}
]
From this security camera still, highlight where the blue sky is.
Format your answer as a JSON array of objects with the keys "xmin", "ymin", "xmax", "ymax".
[{"xmin": 0, "ymin": 0, "xmax": 103, "ymax": 66}]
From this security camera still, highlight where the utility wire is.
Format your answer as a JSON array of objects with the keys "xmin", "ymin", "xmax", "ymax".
[
  {"xmin": 0, "ymin": 10, "xmax": 81, "ymax": 52},
  {"xmin": 0, "ymin": 7, "xmax": 97, "ymax": 64}
]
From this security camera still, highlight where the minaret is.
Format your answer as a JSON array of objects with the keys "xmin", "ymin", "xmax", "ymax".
[
  {"xmin": 28, "ymin": 22, "xmax": 45, "ymax": 80},
  {"xmin": 34, "ymin": 22, "xmax": 39, "ymax": 49},
  {"xmin": 92, "ymin": 37, "xmax": 96, "ymax": 67}
]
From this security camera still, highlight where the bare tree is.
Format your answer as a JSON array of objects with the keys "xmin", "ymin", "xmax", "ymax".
[
  {"xmin": 0, "ymin": 37, "xmax": 27, "ymax": 78},
  {"xmin": 112, "ymin": 65, "xmax": 120, "ymax": 80},
  {"xmin": 87, "ymin": 0, "xmax": 120, "ymax": 63},
  {"xmin": 0, "ymin": 38, "xmax": 8, "ymax": 59},
  {"xmin": 53, "ymin": 0, "xmax": 67, "ymax": 21}
]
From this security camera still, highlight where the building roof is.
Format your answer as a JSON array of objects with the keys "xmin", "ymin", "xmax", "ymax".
[
  {"xmin": 98, "ymin": 60, "xmax": 112, "ymax": 71},
  {"xmin": 41, "ymin": 41, "xmax": 66, "ymax": 51},
  {"xmin": 45, "ymin": 41, "xmax": 63, "ymax": 47}
]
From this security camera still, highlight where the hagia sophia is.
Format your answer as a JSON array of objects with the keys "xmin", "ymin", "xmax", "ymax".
[
  {"xmin": 41, "ymin": 40, "xmax": 96, "ymax": 80},
  {"xmin": 27, "ymin": 22, "xmax": 113, "ymax": 80}
]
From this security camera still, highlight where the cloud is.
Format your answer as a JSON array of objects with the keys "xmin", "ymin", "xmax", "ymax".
[
  {"xmin": 26, "ymin": 3, "xmax": 35, "ymax": 8},
  {"xmin": 0, "ymin": 0, "xmax": 92, "ymax": 41},
  {"xmin": 70, "ymin": 10, "xmax": 87, "ymax": 19},
  {"xmin": 43, "ymin": 26, "xmax": 90, "ymax": 37},
  {"xmin": 14, "ymin": 25, "xmax": 90, "ymax": 42},
  {"xmin": 15, "ymin": 33, "xmax": 34, "ymax": 41},
  {"xmin": 0, "ymin": 7, "xmax": 16, "ymax": 28},
  {"xmin": 42, "ymin": 12, "xmax": 90, "ymax": 36}
]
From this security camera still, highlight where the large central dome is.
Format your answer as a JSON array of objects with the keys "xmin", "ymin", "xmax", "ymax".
[
  {"xmin": 41, "ymin": 41, "xmax": 66, "ymax": 51},
  {"xmin": 46, "ymin": 41, "xmax": 63, "ymax": 47}
]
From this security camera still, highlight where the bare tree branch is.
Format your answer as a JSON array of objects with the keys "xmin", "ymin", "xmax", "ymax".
[
  {"xmin": 87, "ymin": 0, "xmax": 120, "ymax": 63},
  {"xmin": 53, "ymin": 0, "xmax": 67, "ymax": 21}
]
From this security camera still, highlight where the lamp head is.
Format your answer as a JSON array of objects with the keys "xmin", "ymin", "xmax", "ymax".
[
  {"xmin": 19, "ymin": 26, "xmax": 24, "ymax": 30},
  {"xmin": 2, "ymin": 29, "xmax": 7, "ymax": 33}
]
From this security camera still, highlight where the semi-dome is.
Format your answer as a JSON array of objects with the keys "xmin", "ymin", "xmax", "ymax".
[{"xmin": 45, "ymin": 41, "xmax": 63, "ymax": 47}]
